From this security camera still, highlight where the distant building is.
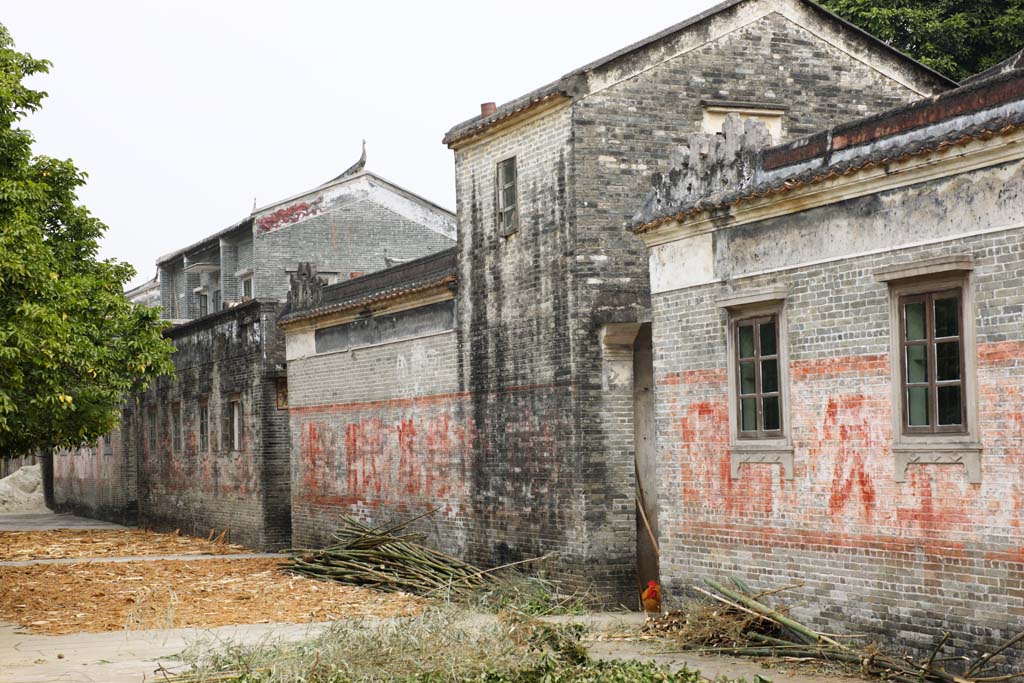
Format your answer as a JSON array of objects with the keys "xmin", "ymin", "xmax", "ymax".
[
  {"xmin": 52, "ymin": 157, "xmax": 455, "ymax": 549},
  {"xmin": 125, "ymin": 276, "xmax": 160, "ymax": 308}
]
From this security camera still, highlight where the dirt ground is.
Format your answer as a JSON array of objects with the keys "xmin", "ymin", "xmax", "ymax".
[
  {"xmin": 0, "ymin": 557, "xmax": 425, "ymax": 634},
  {"xmin": 0, "ymin": 527, "xmax": 250, "ymax": 560}
]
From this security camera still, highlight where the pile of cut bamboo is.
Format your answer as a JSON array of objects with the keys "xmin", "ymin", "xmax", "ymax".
[
  {"xmin": 650, "ymin": 578, "xmax": 1024, "ymax": 683},
  {"xmin": 285, "ymin": 515, "xmax": 492, "ymax": 597}
]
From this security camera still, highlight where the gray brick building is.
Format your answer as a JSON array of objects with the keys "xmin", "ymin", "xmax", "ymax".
[
  {"xmin": 441, "ymin": 0, "xmax": 950, "ymax": 603},
  {"xmin": 633, "ymin": 66, "xmax": 1024, "ymax": 660},
  {"xmin": 52, "ymin": 162, "xmax": 455, "ymax": 545},
  {"xmin": 278, "ymin": 0, "xmax": 953, "ymax": 606}
]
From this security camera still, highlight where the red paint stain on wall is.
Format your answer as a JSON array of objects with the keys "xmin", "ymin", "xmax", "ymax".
[
  {"xmin": 297, "ymin": 407, "xmax": 474, "ymax": 515},
  {"xmin": 822, "ymin": 396, "xmax": 878, "ymax": 520}
]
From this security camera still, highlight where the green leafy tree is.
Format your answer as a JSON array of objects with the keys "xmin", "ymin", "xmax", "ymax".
[
  {"xmin": 0, "ymin": 23, "xmax": 174, "ymax": 458},
  {"xmin": 820, "ymin": 0, "xmax": 1024, "ymax": 82}
]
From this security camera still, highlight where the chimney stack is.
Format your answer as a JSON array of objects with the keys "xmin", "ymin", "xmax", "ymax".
[{"xmin": 480, "ymin": 102, "xmax": 497, "ymax": 117}]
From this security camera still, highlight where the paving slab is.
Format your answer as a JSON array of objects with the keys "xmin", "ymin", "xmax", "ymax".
[{"xmin": 0, "ymin": 512, "xmax": 127, "ymax": 532}]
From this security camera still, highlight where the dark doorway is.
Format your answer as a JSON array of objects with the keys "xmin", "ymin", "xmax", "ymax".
[{"xmin": 633, "ymin": 323, "xmax": 659, "ymax": 594}]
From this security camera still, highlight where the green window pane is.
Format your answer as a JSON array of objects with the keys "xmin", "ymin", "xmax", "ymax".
[
  {"xmin": 761, "ymin": 359, "xmax": 778, "ymax": 393},
  {"xmin": 937, "ymin": 385, "xmax": 962, "ymax": 425},
  {"xmin": 934, "ymin": 297, "xmax": 959, "ymax": 338},
  {"xmin": 763, "ymin": 396, "xmax": 780, "ymax": 431},
  {"xmin": 905, "ymin": 302, "xmax": 926, "ymax": 341},
  {"xmin": 907, "ymin": 386, "xmax": 930, "ymax": 426},
  {"xmin": 741, "ymin": 397, "xmax": 757, "ymax": 432},
  {"xmin": 936, "ymin": 341, "xmax": 960, "ymax": 381},
  {"xmin": 503, "ymin": 186, "xmax": 516, "ymax": 207},
  {"xmin": 740, "ymin": 361, "xmax": 756, "ymax": 394},
  {"xmin": 759, "ymin": 321, "xmax": 777, "ymax": 356},
  {"xmin": 906, "ymin": 344, "xmax": 928, "ymax": 384},
  {"xmin": 738, "ymin": 325, "xmax": 755, "ymax": 358}
]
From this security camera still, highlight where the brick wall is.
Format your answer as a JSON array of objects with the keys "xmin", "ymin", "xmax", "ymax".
[
  {"xmin": 52, "ymin": 431, "xmax": 136, "ymax": 524},
  {"xmin": 122, "ymin": 300, "xmax": 291, "ymax": 550},
  {"xmin": 449, "ymin": 8, "xmax": 930, "ymax": 603},
  {"xmin": 287, "ymin": 325, "xmax": 471, "ymax": 554},
  {"xmin": 651, "ymin": 156, "xmax": 1024, "ymax": 659},
  {"xmin": 256, "ymin": 200, "xmax": 454, "ymax": 302}
]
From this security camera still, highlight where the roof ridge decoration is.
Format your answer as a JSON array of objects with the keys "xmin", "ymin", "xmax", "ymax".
[
  {"xmin": 326, "ymin": 139, "xmax": 367, "ymax": 185},
  {"xmin": 631, "ymin": 70, "xmax": 1024, "ymax": 234}
]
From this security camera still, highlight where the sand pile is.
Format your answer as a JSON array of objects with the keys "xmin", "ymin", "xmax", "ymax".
[{"xmin": 0, "ymin": 464, "xmax": 47, "ymax": 512}]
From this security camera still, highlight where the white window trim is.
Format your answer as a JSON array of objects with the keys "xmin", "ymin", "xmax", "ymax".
[
  {"xmin": 877, "ymin": 260, "xmax": 982, "ymax": 484},
  {"xmin": 718, "ymin": 286, "xmax": 793, "ymax": 479}
]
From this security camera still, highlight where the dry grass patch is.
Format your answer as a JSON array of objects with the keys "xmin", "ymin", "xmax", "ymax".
[
  {"xmin": 0, "ymin": 528, "xmax": 250, "ymax": 560},
  {"xmin": 0, "ymin": 558, "xmax": 424, "ymax": 634}
]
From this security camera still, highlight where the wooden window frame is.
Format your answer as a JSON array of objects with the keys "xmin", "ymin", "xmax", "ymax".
[
  {"xmin": 198, "ymin": 398, "xmax": 209, "ymax": 453},
  {"xmin": 495, "ymin": 157, "xmax": 519, "ymax": 237},
  {"xmin": 734, "ymin": 314, "xmax": 783, "ymax": 439},
  {"xmin": 242, "ymin": 277, "xmax": 253, "ymax": 300},
  {"xmin": 878, "ymin": 263, "xmax": 982, "ymax": 483},
  {"xmin": 719, "ymin": 288, "xmax": 794, "ymax": 480},
  {"xmin": 226, "ymin": 397, "xmax": 242, "ymax": 452},
  {"xmin": 147, "ymin": 406, "xmax": 157, "ymax": 454},
  {"xmin": 899, "ymin": 289, "xmax": 967, "ymax": 435},
  {"xmin": 171, "ymin": 402, "xmax": 182, "ymax": 455}
]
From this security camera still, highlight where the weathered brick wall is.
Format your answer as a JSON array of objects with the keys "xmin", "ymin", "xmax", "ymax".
[
  {"xmin": 453, "ymin": 104, "xmax": 598, "ymax": 590},
  {"xmin": 124, "ymin": 301, "xmax": 291, "ymax": 550},
  {"xmin": 450, "ymin": 7, "xmax": 934, "ymax": 603},
  {"xmin": 652, "ymin": 156, "xmax": 1024, "ymax": 659},
  {"xmin": 52, "ymin": 431, "xmax": 137, "ymax": 524},
  {"xmin": 288, "ymin": 328, "xmax": 471, "ymax": 554},
  {"xmin": 256, "ymin": 200, "xmax": 454, "ymax": 302}
]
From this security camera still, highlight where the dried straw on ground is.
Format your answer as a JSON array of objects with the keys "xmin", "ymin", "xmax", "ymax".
[
  {"xmin": 0, "ymin": 528, "xmax": 250, "ymax": 561},
  {"xmin": 0, "ymin": 557, "xmax": 424, "ymax": 634}
]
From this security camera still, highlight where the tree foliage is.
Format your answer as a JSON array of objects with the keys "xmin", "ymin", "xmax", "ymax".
[
  {"xmin": 820, "ymin": 0, "xmax": 1024, "ymax": 82},
  {"xmin": 0, "ymin": 23, "xmax": 174, "ymax": 458}
]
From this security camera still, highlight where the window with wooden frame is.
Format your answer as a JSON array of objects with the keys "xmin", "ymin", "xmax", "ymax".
[
  {"xmin": 198, "ymin": 398, "xmax": 209, "ymax": 453},
  {"xmin": 147, "ymin": 407, "xmax": 157, "ymax": 454},
  {"xmin": 899, "ymin": 289, "xmax": 966, "ymax": 433},
  {"xmin": 734, "ymin": 315, "xmax": 783, "ymax": 438},
  {"xmin": 171, "ymin": 402, "xmax": 182, "ymax": 455},
  {"xmin": 226, "ymin": 395, "xmax": 242, "ymax": 452},
  {"xmin": 495, "ymin": 157, "xmax": 518, "ymax": 237}
]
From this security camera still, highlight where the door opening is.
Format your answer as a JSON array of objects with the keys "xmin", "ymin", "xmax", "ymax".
[{"xmin": 633, "ymin": 323, "xmax": 659, "ymax": 595}]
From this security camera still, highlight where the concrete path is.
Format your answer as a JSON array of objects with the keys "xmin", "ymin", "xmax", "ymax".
[
  {"xmin": 0, "ymin": 620, "xmax": 329, "ymax": 683},
  {"xmin": 0, "ymin": 613, "xmax": 867, "ymax": 683},
  {"xmin": 0, "ymin": 512, "xmax": 126, "ymax": 532}
]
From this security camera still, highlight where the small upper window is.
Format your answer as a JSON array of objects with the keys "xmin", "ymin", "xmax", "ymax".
[
  {"xmin": 496, "ymin": 157, "xmax": 518, "ymax": 237},
  {"xmin": 103, "ymin": 433, "xmax": 113, "ymax": 457},
  {"xmin": 734, "ymin": 315, "xmax": 783, "ymax": 438},
  {"xmin": 198, "ymin": 292, "xmax": 209, "ymax": 317},
  {"xmin": 899, "ymin": 289, "xmax": 966, "ymax": 433},
  {"xmin": 242, "ymin": 277, "xmax": 253, "ymax": 300},
  {"xmin": 199, "ymin": 399, "xmax": 209, "ymax": 453},
  {"xmin": 147, "ymin": 407, "xmax": 157, "ymax": 454},
  {"xmin": 228, "ymin": 397, "xmax": 243, "ymax": 452},
  {"xmin": 701, "ymin": 102, "xmax": 784, "ymax": 140},
  {"xmin": 171, "ymin": 402, "xmax": 182, "ymax": 455}
]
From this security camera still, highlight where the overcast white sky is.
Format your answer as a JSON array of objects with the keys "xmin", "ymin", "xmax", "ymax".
[{"xmin": 5, "ymin": 1, "xmax": 719, "ymax": 288}]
